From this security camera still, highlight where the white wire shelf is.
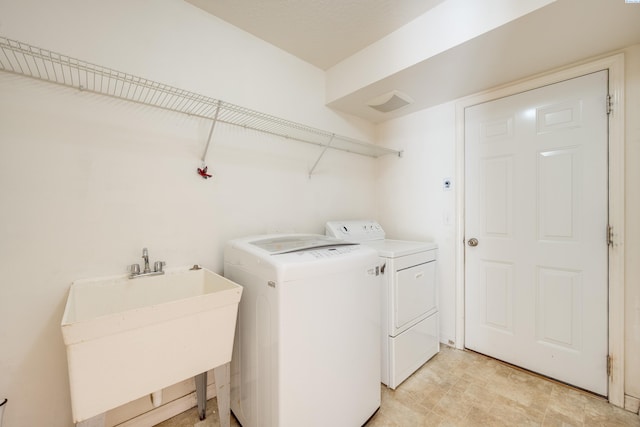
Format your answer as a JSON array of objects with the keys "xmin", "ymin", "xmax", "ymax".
[{"xmin": 0, "ymin": 36, "xmax": 402, "ymax": 160}]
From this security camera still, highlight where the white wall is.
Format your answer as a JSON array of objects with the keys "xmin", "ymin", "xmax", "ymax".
[
  {"xmin": 376, "ymin": 102, "xmax": 457, "ymax": 345},
  {"xmin": 0, "ymin": 1, "xmax": 378, "ymax": 426}
]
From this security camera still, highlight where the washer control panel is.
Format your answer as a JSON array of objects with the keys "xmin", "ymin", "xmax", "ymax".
[{"xmin": 325, "ymin": 220, "xmax": 385, "ymax": 242}]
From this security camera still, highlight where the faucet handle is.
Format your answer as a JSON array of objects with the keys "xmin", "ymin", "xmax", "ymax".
[
  {"xmin": 154, "ymin": 261, "xmax": 166, "ymax": 273},
  {"xmin": 129, "ymin": 263, "xmax": 141, "ymax": 275}
]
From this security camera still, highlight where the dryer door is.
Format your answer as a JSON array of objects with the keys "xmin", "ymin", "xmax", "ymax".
[{"xmin": 393, "ymin": 261, "xmax": 436, "ymax": 335}]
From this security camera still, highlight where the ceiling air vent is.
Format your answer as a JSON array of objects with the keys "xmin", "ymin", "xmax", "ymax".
[{"xmin": 367, "ymin": 90, "xmax": 413, "ymax": 113}]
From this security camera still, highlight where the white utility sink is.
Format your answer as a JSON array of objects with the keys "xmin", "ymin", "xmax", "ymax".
[{"xmin": 61, "ymin": 266, "xmax": 242, "ymax": 423}]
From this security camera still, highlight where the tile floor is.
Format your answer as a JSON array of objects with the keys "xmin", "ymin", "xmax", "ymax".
[{"xmin": 155, "ymin": 346, "xmax": 640, "ymax": 427}]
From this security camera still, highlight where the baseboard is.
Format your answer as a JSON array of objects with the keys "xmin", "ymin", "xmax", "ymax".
[{"xmin": 624, "ymin": 394, "xmax": 640, "ymax": 415}]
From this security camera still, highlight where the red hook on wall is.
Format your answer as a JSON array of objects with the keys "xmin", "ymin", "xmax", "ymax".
[{"xmin": 197, "ymin": 165, "xmax": 212, "ymax": 179}]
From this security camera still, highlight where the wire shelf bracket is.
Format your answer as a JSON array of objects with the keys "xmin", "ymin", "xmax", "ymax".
[
  {"xmin": 0, "ymin": 36, "xmax": 403, "ymax": 167},
  {"xmin": 308, "ymin": 134, "xmax": 335, "ymax": 178},
  {"xmin": 201, "ymin": 101, "xmax": 221, "ymax": 164}
]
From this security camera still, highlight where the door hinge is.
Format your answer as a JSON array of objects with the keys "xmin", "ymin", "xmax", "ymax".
[
  {"xmin": 606, "ymin": 94, "xmax": 613, "ymax": 115},
  {"xmin": 607, "ymin": 354, "xmax": 612, "ymax": 377},
  {"xmin": 607, "ymin": 225, "xmax": 614, "ymax": 246}
]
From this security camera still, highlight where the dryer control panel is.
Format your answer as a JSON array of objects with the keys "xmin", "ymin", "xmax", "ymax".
[{"xmin": 325, "ymin": 220, "xmax": 385, "ymax": 242}]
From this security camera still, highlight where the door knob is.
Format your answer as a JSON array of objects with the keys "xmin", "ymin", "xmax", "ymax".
[{"xmin": 468, "ymin": 238, "xmax": 479, "ymax": 247}]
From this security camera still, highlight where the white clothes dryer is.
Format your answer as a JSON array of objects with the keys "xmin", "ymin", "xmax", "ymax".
[
  {"xmin": 224, "ymin": 234, "xmax": 381, "ymax": 427},
  {"xmin": 326, "ymin": 221, "xmax": 439, "ymax": 389}
]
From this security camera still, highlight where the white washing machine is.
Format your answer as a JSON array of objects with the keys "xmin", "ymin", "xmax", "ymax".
[
  {"xmin": 326, "ymin": 220, "xmax": 439, "ymax": 389},
  {"xmin": 224, "ymin": 234, "xmax": 381, "ymax": 427}
]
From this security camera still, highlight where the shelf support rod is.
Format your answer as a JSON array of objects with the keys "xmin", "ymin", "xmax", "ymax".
[
  {"xmin": 201, "ymin": 101, "xmax": 221, "ymax": 164},
  {"xmin": 308, "ymin": 134, "xmax": 335, "ymax": 178}
]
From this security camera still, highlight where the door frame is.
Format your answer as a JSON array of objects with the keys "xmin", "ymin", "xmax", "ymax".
[{"xmin": 454, "ymin": 53, "xmax": 625, "ymax": 406}]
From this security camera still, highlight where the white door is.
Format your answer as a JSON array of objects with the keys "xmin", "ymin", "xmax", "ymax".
[{"xmin": 464, "ymin": 71, "xmax": 609, "ymax": 395}]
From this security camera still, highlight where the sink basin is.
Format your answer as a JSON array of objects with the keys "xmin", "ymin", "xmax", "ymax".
[{"xmin": 61, "ymin": 267, "xmax": 243, "ymax": 423}]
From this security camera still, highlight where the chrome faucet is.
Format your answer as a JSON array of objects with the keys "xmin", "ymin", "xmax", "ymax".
[
  {"xmin": 142, "ymin": 247, "xmax": 151, "ymax": 273},
  {"xmin": 129, "ymin": 248, "xmax": 165, "ymax": 279}
]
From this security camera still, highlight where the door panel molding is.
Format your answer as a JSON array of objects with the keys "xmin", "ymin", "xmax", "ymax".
[{"xmin": 455, "ymin": 53, "xmax": 625, "ymax": 406}]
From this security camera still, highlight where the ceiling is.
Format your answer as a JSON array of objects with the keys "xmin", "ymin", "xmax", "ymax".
[
  {"xmin": 184, "ymin": 0, "xmax": 446, "ymax": 70},
  {"xmin": 186, "ymin": 0, "xmax": 640, "ymax": 123}
]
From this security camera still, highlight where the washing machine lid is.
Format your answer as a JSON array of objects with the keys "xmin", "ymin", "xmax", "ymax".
[{"xmin": 250, "ymin": 235, "xmax": 356, "ymax": 255}]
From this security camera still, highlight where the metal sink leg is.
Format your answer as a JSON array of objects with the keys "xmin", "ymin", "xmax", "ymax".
[
  {"xmin": 213, "ymin": 363, "xmax": 231, "ymax": 427},
  {"xmin": 195, "ymin": 371, "xmax": 207, "ymax": 420},
  {"xmin": 195, "ymin": 363, "xmax": 230, "ymax": 426}
]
